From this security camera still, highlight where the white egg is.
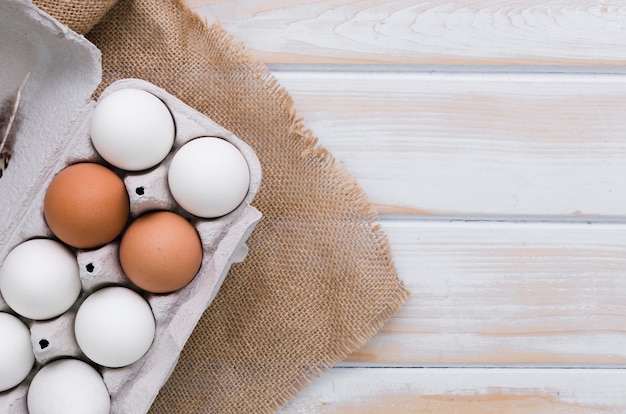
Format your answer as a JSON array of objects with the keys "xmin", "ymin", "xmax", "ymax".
[
  {"xmin": 27, "ymin": 358, "xmax": 110, "ymax": 414},
  {"xmin": 168, "ymin": 137, "xmax": 250, "ymax": 218},
  {"xmin": 90, "ymin": 88, "xmax": 175, "ymax": 171},
  {"xmin": 0, "ymin": 312, "xmax": 34, "ymax": 391},
  {"xmin": 0, "ymin": 239, "xmax": 81, "ymax": 320},
  {"xmin": 75, "ymin": 286, "xmax": 155, "ymax": 368}
]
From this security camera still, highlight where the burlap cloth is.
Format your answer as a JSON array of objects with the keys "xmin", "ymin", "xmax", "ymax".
[{"xmin": 31, "ymin": 0, "xmax": 409, "ymax": 412}]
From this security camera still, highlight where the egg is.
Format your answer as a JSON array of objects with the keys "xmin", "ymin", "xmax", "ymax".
[
  {"xmin": 27, "ymin": 358, "xmax": 110, "ymax": 414},
  {"xmin": 119, "ymin": 211, "xmax": 202, "ymax": 293},
  {"xmin": 0, "ymin": 312, "xmax": 34, "ymax": 392},
  {"xmin": 44, "ymin": 163, "xmax": 130, "ymax": 249},
  {"xmin": 74, "ymin": 286, "xmax": 155, "ymax": 368},
  {"xmin": 90, "ymin": 88, "xmax": 175, "ymax": 171},
  {"xmin": 168, "ymin": 137, "xmax": 250, "ymax": 218},
  {"xmin": 0, "ymin": 239, "xmax": 81, "ymax": 320}
]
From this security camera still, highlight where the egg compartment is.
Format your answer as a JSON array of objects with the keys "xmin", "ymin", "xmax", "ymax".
[{"xmin": 0, "ymin": 2, "xmax": 262, "ymax": 413}]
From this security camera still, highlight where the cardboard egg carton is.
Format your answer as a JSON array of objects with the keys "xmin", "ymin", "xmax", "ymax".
[{"xmin": 0, "ymin": 1, "xmax": 262, "ymax": 413}]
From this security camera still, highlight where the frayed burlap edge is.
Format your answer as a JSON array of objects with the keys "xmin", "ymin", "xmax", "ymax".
[{"xmin": 180, "ymin": 19, "xmax": 410, "ymax": 408}]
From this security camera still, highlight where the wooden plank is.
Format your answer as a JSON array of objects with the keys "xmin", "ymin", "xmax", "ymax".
[
  {"xmin": 187, "ymin": 0, "xmax": 626, "ymax": 66},
  {"xmin": 280, "ymin": 367, "xmax": 626, "ymax": 413},
  {"xmin": 346, "ymin": 220, "xmax": 626, "ymax": 365},
  {"xmin": 272, "ymin": 71, "xmax": 626, "ymax": 217}
]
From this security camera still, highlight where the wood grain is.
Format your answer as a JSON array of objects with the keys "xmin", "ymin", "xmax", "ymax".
[
  {"xmin": 187, "ymin": 0, "xmax": 626, "ymax": 66},
  {"xmin": 347, "ymin": 220, "xmax": 626, "ymax": 365},
  {"xmin": 279, "ymin": 368, "xmax": 626, "ymax": 413},
  {"xmin": 273, "ymin": 71, "xmax": 626, "ymax": 218}
]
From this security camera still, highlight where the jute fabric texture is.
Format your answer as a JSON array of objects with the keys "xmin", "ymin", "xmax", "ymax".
[{"xmin": 33, "ymin": 0, "xmax": 409, "ymax": 412}]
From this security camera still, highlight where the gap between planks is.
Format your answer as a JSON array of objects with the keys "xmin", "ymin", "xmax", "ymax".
[
  {"xmin": 267, "ymin": 63, "xmax": 626, "ymax": 75},
  {"xmin": 375, "ymin": 212, "xmax": 626, "ymax": 225}
]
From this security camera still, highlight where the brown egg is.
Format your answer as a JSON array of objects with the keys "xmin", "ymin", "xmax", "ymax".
[
  {"xmin": 119, "ymin": 211, "xmax": 203, "ymax": 293},
  {"xmin": 44, "ymin": 163, "xmax": 130, "ymax": 249}
]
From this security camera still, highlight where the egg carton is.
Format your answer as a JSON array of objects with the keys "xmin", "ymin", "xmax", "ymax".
[{"xmin": 0, "ymin": 1, "xmax": 262, "ymax": 413}]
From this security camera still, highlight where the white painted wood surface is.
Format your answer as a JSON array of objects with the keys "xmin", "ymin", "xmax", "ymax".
[
  {"xmin": 351, "ymin": 220, "xmax": 626, "ymax": 366},
  {"xmin": 187, "ymin": 0, "xmax": 626, "ymax": 66},
  {"xmin": 280, "ymin": 368, "xmax": 626, "ymax": 413},
  {"xmin": 187, "ymin": 0, "xmax": 626, "ymax": 411},
  {"xmin": 271, "ymin": 71, "xmax": 626, "ymax": 217}
]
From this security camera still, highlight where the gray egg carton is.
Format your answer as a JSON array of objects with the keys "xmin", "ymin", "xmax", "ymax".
[{"xmin": 0, "ymin": 1, "xmax": 262, "ymax": 413}]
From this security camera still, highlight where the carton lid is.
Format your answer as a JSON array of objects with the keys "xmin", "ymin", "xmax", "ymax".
[{"xmin": 0, "ymin": 0, "xmax": 101, "ymax": 256}]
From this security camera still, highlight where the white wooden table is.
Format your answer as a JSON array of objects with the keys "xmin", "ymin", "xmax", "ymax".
[{"xmin": 186, "ymin": 1, "xmax": 626, "ymax": 412}]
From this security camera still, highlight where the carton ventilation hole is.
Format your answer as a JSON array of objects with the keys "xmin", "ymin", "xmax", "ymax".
[
  {"xmin": 135, "ymin": 186, "xmax": 145, "ymax": 195},
  {"xmin": 86, "ymin": 263, "xmax": 95, "ymax": 273},
  {"xmin": 39, "ymin": 339, "xmax": 49, "ymax": 349}
]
